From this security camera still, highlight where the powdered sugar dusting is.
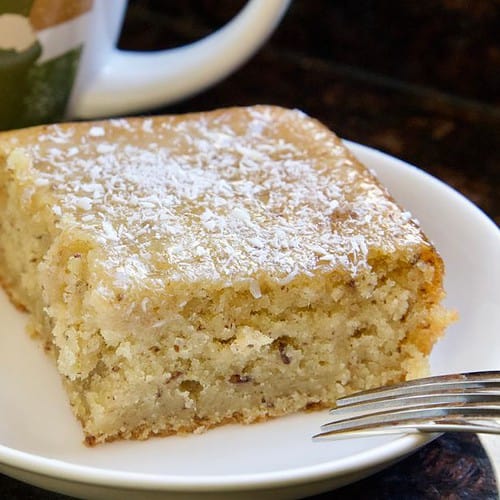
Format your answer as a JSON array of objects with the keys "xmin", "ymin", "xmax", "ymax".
[
  {"xmin": 89, "ymin": 126, "xmax": 105, "ymax": 137},
  {"xmin": 4, "ymin": 106, "xmax": 426, "ymax": 290}
]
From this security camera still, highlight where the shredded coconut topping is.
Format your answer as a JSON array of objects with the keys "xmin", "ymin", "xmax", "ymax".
[{"xmin": 4, "ymin": 107, "xmax": 426, "ymax": 290}]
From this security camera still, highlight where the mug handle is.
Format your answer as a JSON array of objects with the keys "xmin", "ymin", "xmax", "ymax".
[{"xmin": 70, "ymin": 0, "xmax": 290, "ymax": 118}]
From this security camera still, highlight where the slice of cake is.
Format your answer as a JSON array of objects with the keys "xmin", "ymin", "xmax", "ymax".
[{"xmin": 0, "ymin": 106, "xmax": 454, "ymax": 445}]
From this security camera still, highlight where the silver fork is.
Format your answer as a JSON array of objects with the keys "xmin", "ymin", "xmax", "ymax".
[{"xmin": 314, "ymin": 371, "xmax": 500, "ymax": 440}]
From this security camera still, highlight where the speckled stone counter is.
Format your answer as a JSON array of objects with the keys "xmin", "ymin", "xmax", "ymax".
[{"xmin": 1, "ymin": 1, "xmax": 498, "ymax": 498}]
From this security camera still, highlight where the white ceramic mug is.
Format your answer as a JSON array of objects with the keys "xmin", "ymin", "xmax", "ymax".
[{"xmin": 0, "ymin": 0, "xmax": 290, "ymax": 130}]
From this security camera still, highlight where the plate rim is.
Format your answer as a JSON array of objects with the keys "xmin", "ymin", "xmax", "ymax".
[{"xmin": 0, "ymin": 433, "xmax": 433, "ymax": 491}]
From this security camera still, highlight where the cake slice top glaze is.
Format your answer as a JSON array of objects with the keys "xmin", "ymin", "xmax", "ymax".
[{"xmin": 0, "ymin": 106, "xmax": 428, "ymax": 293}]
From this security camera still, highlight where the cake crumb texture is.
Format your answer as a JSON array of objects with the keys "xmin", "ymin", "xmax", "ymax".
[{"xmin": 0, "ymin": 106, "xmax": 454, "ymax": 444}]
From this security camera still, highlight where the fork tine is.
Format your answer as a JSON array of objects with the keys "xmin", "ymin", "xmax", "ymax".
[
  {"xmin": 320, "ymin": 402, "xmax": 500, "ymax": 433},
  {"xmin": 327, "ymin": 391, "xmax": 500, "ymax": 422},
  {"xmin": 314, "ymin": 418, "xmax": 500, "ymax": 440},
  {"xmin": 336, "ymin": 371, "xmax": 500, "ymax": 407}
]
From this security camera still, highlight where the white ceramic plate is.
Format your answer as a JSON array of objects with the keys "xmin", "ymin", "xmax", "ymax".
[{"xmin": 0, "ymin": 142, "xmax": 498, "ymax": 499}]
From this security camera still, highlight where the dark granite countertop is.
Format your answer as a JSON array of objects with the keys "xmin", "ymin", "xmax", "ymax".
[{"xmin": 2, "ymin": 1, "xmax": 498, "ymax": 498}]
